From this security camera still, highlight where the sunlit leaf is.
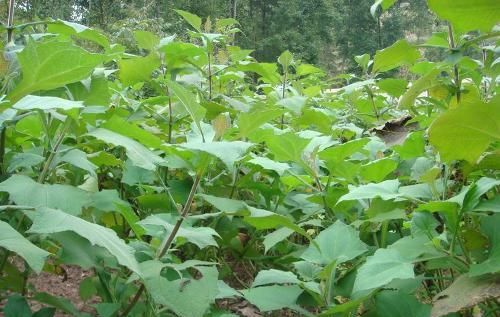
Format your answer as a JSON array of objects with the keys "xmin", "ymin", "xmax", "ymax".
[
  {"xmin": 8, "ymin": 40, "xmax": 102, "ymax": 102},
  {"xmin": 373, "ymin": 40, "xmax": 420, "ymax": 73},
  {"xmin": 429, "ymin": 100, "xmax": 500, "ymax": 163},
  {"xmin": 428, "ymin": 0, "xmax": 500, "ymax": 33}
]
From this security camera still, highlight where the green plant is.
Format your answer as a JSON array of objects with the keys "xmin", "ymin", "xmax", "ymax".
[{"xmin": 0, "ymin": 1, "xmax": 499, "ymax": 317}]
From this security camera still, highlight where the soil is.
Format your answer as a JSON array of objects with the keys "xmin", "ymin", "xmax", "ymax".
[
  {"xmin": 0, "ymin": 258, "xmax": 97, "ymax": 317},
  {"xmin": 28, "ymin": 265, "xmax": 98, "ymax": 316},
  {"xmin": 2, "ymin": 256, "xmax": 300, "ymax": 317}
]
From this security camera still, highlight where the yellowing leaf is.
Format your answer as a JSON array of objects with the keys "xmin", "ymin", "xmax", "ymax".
[
  {"xmin": 429, "ymin": 100, "xmax": 500, "ymax": 163},
  {"xmin": 428, "ymin": 0, "xmax": 500, "ymax": 33}
]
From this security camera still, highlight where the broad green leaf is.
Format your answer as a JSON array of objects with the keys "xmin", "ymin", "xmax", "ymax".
[
  {"xmin": 266, "ymin": 132, "xmax": 310, "ymax": 164},
  {"xmin": 216, "ymin": 281, "xmax": 240, "ymax": 299},
  {"xmin": 393, "ymin": 131, "xmax": 425, "ymax": 160},
  {"xmin": 102, "ymin": 116, "xmax": 163, "ymax": 148},
  {"xmin": 244, "ymin": 206, "xmax": 308, "ymax": 237},
  {"xmin": 411, "ymin": 211, "xmax": 439, "ymax": 237},
  {"xmin": 0, "ymin": 221, "xmax": 49, "ymax": 273},
  {"xmin": 32, "ymin": 292, "xmax": 84, "ymax": 317},
  {"xmin": 12, "ymin": 95, "xmax": 84, "ymax": 111},
  {"xmin": 133, "ymin": 30, "xmax": 159, "ymax": 51},
  {"xmin": 338, "ymin": 180, "xmax": 401, "ymax": 203},
  {"xmin": 27, "ymin": 207, "xmax": 140, "ymax": 274},
  {"xmin": 247, "ymin": 156, "xmax": 291, "ymax": 176},
  {"xmin": 416, "ymin": 201, "xmax": 459, "ymax": 232},
  {"xmin": 462, "ymin": 177, "xmax": 500, "ymax": 212},
  {"xmin": 8, "ymin": 40, "xmax": 102, "ymax": 102},
  {"xmin": 302, "ymin": 221, "xmax": 367, "ymax": 265},
  {"xmin": 88, "ymin": 128, "xmax": 164, "ymax": 170},
  {"xmin": 355, "ymin": 54, "xmax": 371, "ymax": 71},
  {"xmin": 388, "ymin": 234, "xmax": 439, "ymax": 261},
  {"xmin": 353, "ymin": 249, "xmax": 415, "ymax": 295},
  {"xmin": 252, "ymin": 269, "xmax": 300, "ymax": 287},
  {"xmin": 56, "ymin": 149, "xmax": 98, "ymax": 177},
  {"xmin": 374, "ymin": 290, "xmax": 431, "ymax": 317},
  {"xmin": 241, "ymin": 285, "xmax": 303, "ymax": 312},
  {"xmin": 47, "ymin": 20, "xmax": 110, "ymax": 48},
  {"xmin": 51, "ymin": 232, "xmax": 115, "ymax": 269},
  {"xmin": 168, "ymin": 81, "xmax": 207, "ymax": 139},
  {"xmin": 296, "ymin": 64, "xmax": 323, "ymax": 76},
  {"xmin": 428, "ymin": 0, "xmax": 500, "ymax": 33},
  {"xmin": 373, "ymin": 40, "xmax": 420, "ymax": 73},
  {"xmin": 198, "ymin": 194, "xmax": 246, "ymax": 213},
  {"xmin": 119, "ymin": 54, "xmax": 160, "ymax": 86},
  {"xmin": 431, "ymin": 275, "xmax": 500, "ymax": 317},
  {"xmin": 377, "ymin": 78, "xmax": 408, "ymax": 97},
  {"xmin": 0, "ymin": 175, "xmax": 91, "ymax": 215},
  {"xmin": 82, "ymin": 70, "xmax": 111, "ymax": 106},
  {"xmin": 143, "ymin": 261, "xmax": 218, "ymax": 317},
  {"xmin": 359, "ymin": 158, "xmax": 398, "ymax": 182},
  {"xmin": 428, "ymin": 101, "xmax": 500, "ymax": 163},
  {"xmin": 423, "ymin": 32, "xmax": 450, "ymax": 48},
  {"xmin": 400, "ymin": 69, "xmax": 440, "ymax": 109},
  {"xmin": 4, "ymin": 294, "xmax": 33, "ymax": 317},
  {"xmin": 319, "ymin": 138, "xmax": 369, "ymax": 163},
  {"xmin": 278, "ymin": 50, "xmax": 294, "ymax": 70},
  {"xmin": 94, "ymin": 303, "xmax": 120, "ymax": 317},
  {"xmin": 474, "ymin": 195, "xmax": 500, "ymax": 213},
  {"xmin": 7, "ymin": 152, "xmax": 45, "ymax": 173},
  {"xmin": 263, "ymin": 227, "xmax": 294, "ymax": 253},
  {"xmin": 180, "ymin": 141, "xmax": 253, "ymax": 171},
  {"xmin": 237, "ymin": 107, "xmax": 284, "ymax": 138},
  {"xmin": 469, "ymin": 214, "xmax": 500, "ymax": 277},
  {"xmin": 121, "ymin": 159, "xmax": 156, "ymax": 185},
  {"xmin": 235, "ymin": 62, "xmax": 281, "ymax": 84},
  {"xmin": 277, "ymin": 96, "xmax": 307, "ymax": 114},
  {"xmin": 139, "ymin": 214, "xmax": 220, "ymax": 249},
  {"xmin": 175, "ymin": 10, "xmax": 202, "ymax": 32}
]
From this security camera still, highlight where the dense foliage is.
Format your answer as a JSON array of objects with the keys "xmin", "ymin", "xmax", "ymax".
[
  {"xmin": 0, "ymin": 0, "xmax": 499, "ymax": 316},
  {"xmin": 2, "ymin": 0, "xmax": 436, "ymax": 72}
]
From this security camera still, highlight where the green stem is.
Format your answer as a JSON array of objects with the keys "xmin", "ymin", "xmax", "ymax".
[
  {"xmin": 326, "ymin": 263, "xmax": 337, "ymax": 306},
  {"xmin": 380, "ymin": 221, "xmax": 389, "ymax": 248},
  {"xmin": 448, "ymin": 23, "xmax": 461, "ymax": 104},
  {"xmin": 120, "ymin": 171, "xmax": 204, "ymax": 317},
  {"xmin": 280, "ymin": 71, "xmax": 287, "ymax": 129},
  {"xmin": 38, "ymin": 118, "xmax": 72, "ymax": 183},
  {"xmin": 0, "ymin": 127, "xmax": 6, "ymax": 177},
  {"xmin": 207, "ymin": 51, "xmax": 212, "ymax": 100}
]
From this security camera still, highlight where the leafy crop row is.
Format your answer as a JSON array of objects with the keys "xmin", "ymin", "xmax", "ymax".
[{"xmin": 0, "ymin": 0, "xmax": 499, "ymax": 316}]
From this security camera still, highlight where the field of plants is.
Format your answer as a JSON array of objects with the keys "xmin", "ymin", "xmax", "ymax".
[{"xmin": 0, "ymin": 0, "xmax": 499, "ymax": 316}]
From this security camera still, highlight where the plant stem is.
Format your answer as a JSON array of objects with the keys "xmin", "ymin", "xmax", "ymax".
[
  {"xmin": 156, "ymin": 173, "xmax": 202, "ymax": 258},
  {"xmin": 38, "ymin": 118, "xmax": 72, "ymax": 183},
  {"xmin": 326, "ymin": 263, "xmax": 337, "ymax": 306},
  {"xmin": 120, "ymin": 172, "xmax": 204, "ymax": 316},
  {"xmin": 280, "ymin": 71, "xmax": 287, "ymax": 129},
  {"xmin": 0, "ymin": 128, "xmax": 6, "ymax": 177},
  {"xmin": 207, "ymin": 51, "xmax": 212, "ymax": 100},
  {"xmin": 229, "ymin": 165, "xmax": 240, "ymax": 199},
  {"xmin": 7, "ymin": 0, "xmax": 16, "ymax": 43},
  {"xmin": 0, "ymin": 0, "xmax": 15, "ymax": 176},
  {"xmin": 166, "ymin": 86, "xmax": 173, "ymax": 144},
  {"xmin": 447, "ymin": 23, "xmax": 461, "ymax": 104},
  {"xmin": 366, "ymin": 87, "xmax": 379, "ymax": 119},
  {"xmin": 380, "ymin": 221, "xmax": 389, "ymax": 248}
]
